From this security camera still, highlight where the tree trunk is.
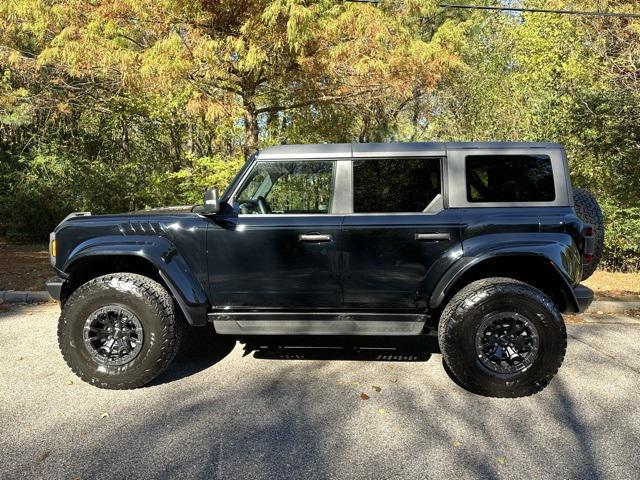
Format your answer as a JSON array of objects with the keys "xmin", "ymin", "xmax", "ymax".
[
  {"xmin": 242, "ymin": 86, "xmax": 258, "ymax": 160},
  {"xmin": 243, "ymin": 98, "xmax": 259, "ymax": 160}
]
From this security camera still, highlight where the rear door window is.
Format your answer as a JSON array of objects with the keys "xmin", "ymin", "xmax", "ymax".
[
  {"xmin": 466, "ymin": 155, "xmax": 555, "ymax": 203},
  {"xmin": 353, "ymin": 158, "xmax": 441, "ymax": 213}
]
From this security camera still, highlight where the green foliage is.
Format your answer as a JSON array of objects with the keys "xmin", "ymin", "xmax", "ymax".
[
  {"xmin": 1, "ymin": 154, "xmax": 79, "ymax": 239},
  {"xmin": 601, "ymin": 202, "xmax": 640, "ymax": 272},
  {"xmin": 143, "ymin": 154, "xmax": 245, "ymax": 206}
]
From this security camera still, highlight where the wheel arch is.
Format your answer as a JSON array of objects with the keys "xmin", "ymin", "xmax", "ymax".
[
  {"xmin": 430, "ymin": 253, "xmax": 580, "ymax": 314},
  {"xmin": 60, "ymin": 237, "xmax": 209, "ymax": 326}
]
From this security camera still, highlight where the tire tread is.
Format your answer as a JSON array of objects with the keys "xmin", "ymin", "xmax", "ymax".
[
  {"xmin": 438, "ymin": 277, "xmax": 567, "ymax": 398},
  {"xmin": 58, "ymin": 273, "xmax": 183, "ymax": 389},
  {"xmin": 573, "ymin": 187, "xmax": 604, "ymax": 280}
]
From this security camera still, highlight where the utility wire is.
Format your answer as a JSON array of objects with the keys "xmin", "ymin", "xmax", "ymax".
[
  {"xmin": 438, "ymin": 3, "xmax": 640, "ymax": 19},
  {"xmin": 343, "ymin": 1, "xmax": 640, "ymax": 19}
]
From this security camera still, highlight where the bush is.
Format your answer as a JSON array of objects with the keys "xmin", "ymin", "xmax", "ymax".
[
  {"xmin": 0, "ymin": 154, "xmax": 79, "ymax": 240},
  {"xmin": 0, "ymin": 152, "xmax": 244, "ymax": 240},
  {"xmin": 600, "ymin": 201, "xmax": 640, "ymax": 272},
  {"xmin": 142, "ymin": 154, "xmax": 244, "ymax": 207}
]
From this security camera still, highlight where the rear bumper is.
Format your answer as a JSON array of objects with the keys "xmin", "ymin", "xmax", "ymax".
[
  {"xmin": 45, "ymin": 276, "xmax": 64, "ymax": 301},
  {"xmin": 573, "ymin": 284, "xmax": 594, "ymax": 313}
]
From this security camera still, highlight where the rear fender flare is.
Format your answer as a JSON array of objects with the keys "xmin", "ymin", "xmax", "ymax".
[{"xmin": 429, "ymin": 238, "xmax": 582, "ymax": 313}]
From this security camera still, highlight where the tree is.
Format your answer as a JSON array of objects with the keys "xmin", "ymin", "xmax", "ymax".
[{"xmin": 27, "ymin": 0, "xmax": 453, "ymax": 158}]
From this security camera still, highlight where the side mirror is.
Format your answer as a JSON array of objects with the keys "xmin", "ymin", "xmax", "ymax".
[{"xmin": 202, "ymin": 187, "xmax": 220, "ymax": 214}]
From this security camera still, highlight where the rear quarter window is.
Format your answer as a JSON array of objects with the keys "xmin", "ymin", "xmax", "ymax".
[{"xmin": 466, "ymin": 155, "xmax": 555, "ymax": 203}]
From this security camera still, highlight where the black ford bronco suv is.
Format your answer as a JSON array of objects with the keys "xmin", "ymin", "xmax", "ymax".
[{"xmin": 47, "ymin": 142, "xmax": 603, "ymax": 397}]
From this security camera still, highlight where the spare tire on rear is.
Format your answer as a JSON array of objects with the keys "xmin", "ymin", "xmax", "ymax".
[{"xmin": 573, "ymin": 188, "xmax": 604, "ymax": 280}]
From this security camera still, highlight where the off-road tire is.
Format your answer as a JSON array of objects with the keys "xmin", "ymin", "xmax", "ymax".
[
  {"xmin": 573, "ymin": 187, "xmax": 604, "ymax": 280},
  {"xmin": 438, "ymin": 278, "xmax": 566, "ymax": 398},
  {"xmin": 58, "ymin": 273, "xmax": 183, "ymax": 389}
]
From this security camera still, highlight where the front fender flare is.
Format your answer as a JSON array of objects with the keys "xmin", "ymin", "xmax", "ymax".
[{"xmin": 63, "ymin": 235, "xmax": 209, "ymax": 326}]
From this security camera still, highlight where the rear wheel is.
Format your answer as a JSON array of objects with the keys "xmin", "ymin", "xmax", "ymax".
[
  {"xmin": 58, "ymin": 273, "xmax": 183, "ymax": 389},
  {"xmin": 438, "ymin": 278, "xmax": 566, "ymax": 398}
]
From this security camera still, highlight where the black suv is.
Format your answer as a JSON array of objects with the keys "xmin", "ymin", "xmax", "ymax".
[{"xmin": 46, "ymin": 142, "xmax": 603, "ymax": 397}]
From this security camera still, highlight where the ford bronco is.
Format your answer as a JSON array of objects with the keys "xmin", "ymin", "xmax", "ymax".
[{"xmin": 46, "ymin": 142, "xmax": 603, "ymax": 397}]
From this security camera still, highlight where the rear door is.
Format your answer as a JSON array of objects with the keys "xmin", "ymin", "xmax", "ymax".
[{"xmin": 341, "ymin": 156, "xmax": 461, "ymax": 311}]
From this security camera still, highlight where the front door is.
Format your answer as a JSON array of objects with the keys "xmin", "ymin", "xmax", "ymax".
[
  {"xmin": 341, "ymin": 157, "xmax": 461, "ymax": 311},
  {"xmin": 207, "ymin": 159, "xmax": 342, "ymax": 310}
]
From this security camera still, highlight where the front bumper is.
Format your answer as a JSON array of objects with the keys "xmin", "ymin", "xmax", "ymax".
[
  {"xmin": 573, "ymin": 284, "xmax": 594, "ymax": 313},
  {"xmin": 45, "ymin": 276, "xmax": 64, "ymax": 301}
]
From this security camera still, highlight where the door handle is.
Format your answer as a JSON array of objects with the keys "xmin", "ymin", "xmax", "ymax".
[
  {"xmin": 299, "ymin": 233, "xmax": 333, "ymax": 243},
  {"xmin": 415, "ymin": 233, "xmax": 451, "ymax": 241}
]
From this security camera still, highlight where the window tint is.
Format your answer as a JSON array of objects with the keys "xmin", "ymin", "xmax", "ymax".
[
  {"xmin": 236, "ymin": 161, "xmax": 334, "ymax": 214},
  {"xmin": 466, "ymin": 155, "xmax": 555, "ymax": 203},
  {"xmin": 353, "ymin": 158, "xmax": 441, "ymax": 213}
]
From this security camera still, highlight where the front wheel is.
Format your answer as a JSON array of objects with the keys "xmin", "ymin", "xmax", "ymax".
[
  {"xmin": 438, "ymin": 278, "xmax": 566, "ymax": 398},
  {"xmin": 58, "ymin": 273, "xmax": 183, "ymax": 389}
]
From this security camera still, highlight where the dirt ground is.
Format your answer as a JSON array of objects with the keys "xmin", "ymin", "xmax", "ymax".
[
  {"xmin": 0, "ymin": 238, "xmax": 50, "ymax": 291},
  {"xmin": 0, "ymin": 238, "xmax": 638, "ymax": 296},
  {"xmin": 583, "ymin": 270, "xmax": 640, "ymax": 297}
]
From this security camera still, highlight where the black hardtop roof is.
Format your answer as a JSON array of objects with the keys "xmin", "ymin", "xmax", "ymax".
[{"xmin": 256, "ymin": 142, "xmax": 563, "ymax": 160}]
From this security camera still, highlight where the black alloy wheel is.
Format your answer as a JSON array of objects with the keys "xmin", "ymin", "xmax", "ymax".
[
  {"xmin": 83, "ymin": 305, "xmax": 144, "ymax": 366},
  {"xmin": 475, "ymin": 312, "xmax": 539, "ymax": 375}
]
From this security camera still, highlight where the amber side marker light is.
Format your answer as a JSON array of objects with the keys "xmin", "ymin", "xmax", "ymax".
[{"xmin": 50, "ymin": 238, "xmax": 56, "ymax": 257}]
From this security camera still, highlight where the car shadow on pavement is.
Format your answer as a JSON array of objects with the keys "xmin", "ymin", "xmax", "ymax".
[
  {"xmin": 152, "ymin": 331, "xmax": 441, "ymax": 386},
  {"xmin": 152, "ymin": 326, "xmax": 237, "ymax": 386},
  {"xmin": 248, "ymin": 335, "xmax": 439, "ymax": 362}
]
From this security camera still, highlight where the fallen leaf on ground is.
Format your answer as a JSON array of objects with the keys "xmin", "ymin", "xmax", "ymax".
[
  {"xmin": 359, "ymin": 392, "xmax": 370, "ymax": 400},
  {"xmin": 101, "ymin": 411, "xmax": 109, "ymax": 419},
  {"xmin": 496, "ymin": 457, "xmax": 506, "ymax": 465},
  {"xmin": 351, "ymin": 381, "xmax": 360, "ymax": 386},
  {"xmin": 378, "ymin": 408, "xmax": 386, "ymax": 415},
  {"xmin": 563, "ymin": 314, "xmax": 584, "ymax": 324},
  {"xmin": 67, "ymin": 379, "xmax": 74, "ymax": 385},
  {"xmin": 372, "ymin": 385, "xmax": 381, "ymax": 392},
  {"xmin": 452, "ymin": 440, "xmax": 461, "ymax": 448},
  {"xmin": 389, "ymin": 377, "xmax": 398, "ymax": 383}
]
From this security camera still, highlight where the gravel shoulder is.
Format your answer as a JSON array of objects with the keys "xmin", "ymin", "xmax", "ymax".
[{"xmin": 1, "ymin": 304, "xmax": 639, "ymax": 479}]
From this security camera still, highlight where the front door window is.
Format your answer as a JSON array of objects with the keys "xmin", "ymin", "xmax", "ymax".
[{"xmin": 235, "ymin": 161, "xmax": 334, "ymax": 214}]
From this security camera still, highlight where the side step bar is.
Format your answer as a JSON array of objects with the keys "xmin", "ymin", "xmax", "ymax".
[{"xmin": 209, "ymin": 312, "xmax": 428, "ymax": 336}]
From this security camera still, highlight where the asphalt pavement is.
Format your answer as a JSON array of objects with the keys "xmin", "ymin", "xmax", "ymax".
[{"xmin": 1, "ymin": 303, "xmax": 639, "ymax": 480}]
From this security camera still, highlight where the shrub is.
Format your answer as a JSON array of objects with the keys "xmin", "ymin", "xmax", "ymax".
[
  {"xmin": 600, "ymin": 201, "xmax": 640, "ymax": 272},
  {"xmin": 0, "ymin": 152, "xmax": 245, "ymax": 240}
]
